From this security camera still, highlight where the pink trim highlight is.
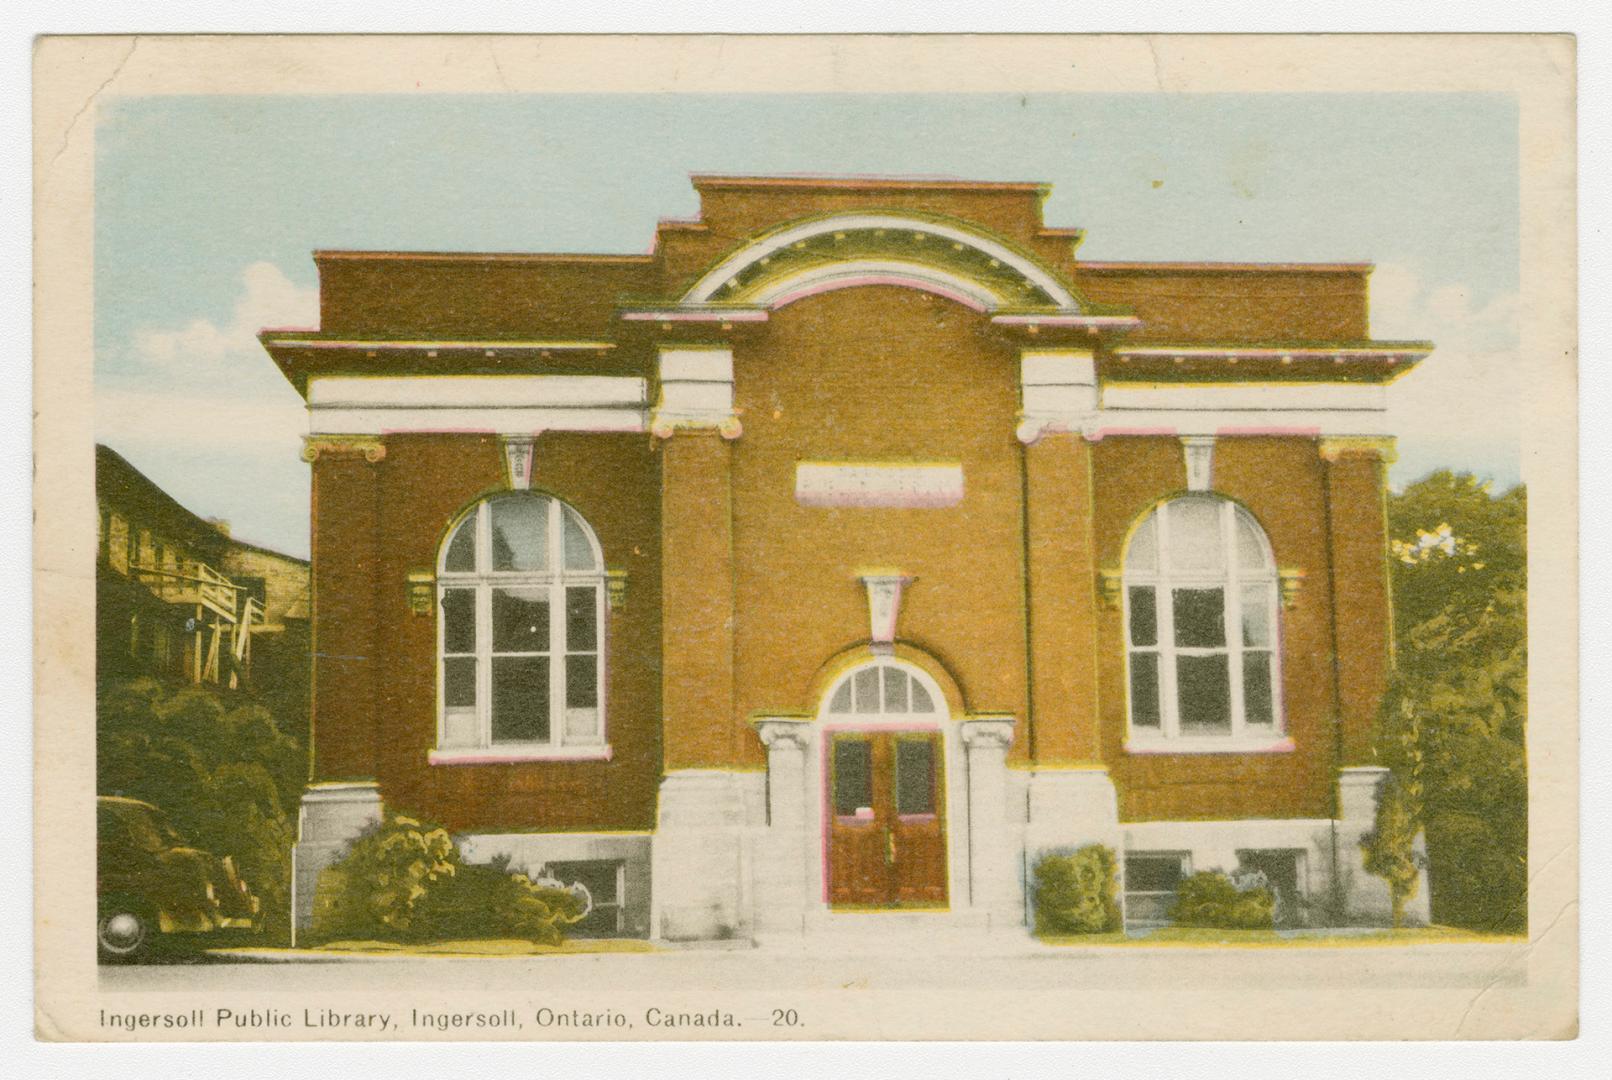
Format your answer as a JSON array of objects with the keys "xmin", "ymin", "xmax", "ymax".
[
  {"xmin": 619, "ymin": 309, "xmax": 770, "ymax": 322},
  {"xmin": 990, "ymin": 314, "xmax": 1140, "ymax": 328},
  {"xmin": 427, "ymin": 747, "xmax": 614, "ymax": 766}
]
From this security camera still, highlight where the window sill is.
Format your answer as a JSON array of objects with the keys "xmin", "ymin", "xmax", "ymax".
[
  {"xmin": 428, "ymin": 745, "xmax": 613, "ymax": 765},
  {"xmin": 1124, "ymin": 736, "xmax": 1294, "ymax": 756}
]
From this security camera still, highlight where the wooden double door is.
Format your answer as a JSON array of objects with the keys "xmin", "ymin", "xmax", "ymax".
[{"xmin": 826, "ymin": 730, "xmax": 948, "ymax": 907}]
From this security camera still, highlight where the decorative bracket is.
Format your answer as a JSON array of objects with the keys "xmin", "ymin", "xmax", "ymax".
[
  {"xmin": 1278, "ymin": 568, "xmax": 1305, "ymax": 610},
  {"xmin": 1098, "ymin": 568, "xmax": 1124, "ymax": 610},
  {"xmin": 406, "ymin": 569, "xmax": 435, "ymax": 615},
  {"xmin": 605, "ymin": 569, "xmax": 629, "ymax": 610}
]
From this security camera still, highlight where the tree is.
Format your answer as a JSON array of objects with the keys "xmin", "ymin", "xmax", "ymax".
[
  {"xmin": 1382, "ymin": 471, "xmax": 1527, "ymax": 932},
  {"xmin": 98, "ymin": 678, "xmax": 305, "ymax": 942}
]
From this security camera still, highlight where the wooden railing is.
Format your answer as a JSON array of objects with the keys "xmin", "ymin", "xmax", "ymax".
[
  {"xmin": 129, "ymin": 561, "xmax": 242, "ymax": 622},
  {"xmin": 124, "ymin": 558, "xmax": 267, "ymax": 688}
]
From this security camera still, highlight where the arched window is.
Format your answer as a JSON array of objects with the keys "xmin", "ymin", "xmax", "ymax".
[
  {"xmin": 1122, "ymin": 496, "xmax": 1281, "ymax": 744},
  {"xmin": 436, "ymin": 493, "xmax": 605, "ymax": 755},
  {"xmin": 823, "ymin": 660, "xmax": 943, "ymax": 719}
]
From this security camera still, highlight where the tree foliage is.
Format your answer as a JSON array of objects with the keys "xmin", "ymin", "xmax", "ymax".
[
  {"xmin": 97, "ymin": 678, "xmax": 305, "ymax": 942},
  {"xmin": 1383, "ymin": 471, "xmax": 1526, "ymax": 932}
]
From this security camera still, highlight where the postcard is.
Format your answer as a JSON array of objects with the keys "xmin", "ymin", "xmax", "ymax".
[{"xmin": 33, "ymin": 33, "xmax": 1577, "ymax": 1041}]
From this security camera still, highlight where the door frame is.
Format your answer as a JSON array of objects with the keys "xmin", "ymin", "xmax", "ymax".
[{"xmin": 807, "ymin": 658, "xmax": 968, "ymax": 912}]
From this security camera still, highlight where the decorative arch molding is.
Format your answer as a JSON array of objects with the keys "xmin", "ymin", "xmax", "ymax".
[{"xmin": 679, "ymin": 211, "xmax": 1085, "ymax": 313}]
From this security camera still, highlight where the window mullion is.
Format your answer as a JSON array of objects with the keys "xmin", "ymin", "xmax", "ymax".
[
  {"xmin": 1224, "ymin": 503, "xmax": 1247, "ymax": 737},
  {"xmin": 1156, "ymin": 506, "xmax": 1179, "ymax": 739},
  {"xmin": 549, "ymin": 500, "xmax": 565, "ymax": 748}
]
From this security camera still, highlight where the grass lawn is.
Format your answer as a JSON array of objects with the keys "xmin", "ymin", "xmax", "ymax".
[{"xmin": 1040, "ymin": 925, "xmax": 1518, "ymax": 948}]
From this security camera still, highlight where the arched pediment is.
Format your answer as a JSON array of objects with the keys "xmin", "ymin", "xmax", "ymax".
[{"xmin": 680, "ymin": 211, "xmax": 1084, "ymax": 313}]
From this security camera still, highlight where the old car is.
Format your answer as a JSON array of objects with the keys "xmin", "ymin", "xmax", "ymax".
[{"xmin": 96, "ymin": 796, "xmax": 260, "ymax": 961}]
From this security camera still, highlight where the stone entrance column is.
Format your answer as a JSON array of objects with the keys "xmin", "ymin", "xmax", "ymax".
[
  {"xmin": 752, "ymin": 717, "xmax": 814, "ymax": 934},
  {"xmin": 961, "ymin": 715, "xmax": 1019, "ymax": 925}
]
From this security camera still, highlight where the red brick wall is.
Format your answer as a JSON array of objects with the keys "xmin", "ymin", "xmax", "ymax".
[
  {"xmin": 726, "ymin": 286, "xmax": 1032, "ymax": 765},
  {"xmin": 311, "ymin": 433, "xmax": 662, "ymax": 833},
  {"xmin": 1091, "ymin": 436, "xmax": 1344, "ymax": 821}
]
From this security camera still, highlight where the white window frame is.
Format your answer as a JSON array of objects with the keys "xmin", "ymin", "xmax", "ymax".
[
  {"xmin": 820, "ymin": 660, "xmax": 945, "ymax": 722},
  {"xmin": 430, "ymin": 494, "xmax": 609, "ymax": 764},
  {"xmin": 1122, "ymin": 496, "xmax": 1290, "ymax": 754}
]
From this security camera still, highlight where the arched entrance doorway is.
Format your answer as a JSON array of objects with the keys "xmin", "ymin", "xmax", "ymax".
[{"xmin": 817, "ymin": 659, "xmax": 954, "ymax": 909}]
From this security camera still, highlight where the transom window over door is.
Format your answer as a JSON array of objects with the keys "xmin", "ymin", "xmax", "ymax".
[
  {"xmin": 436, "ymin": 493, "xmax": 606, "ymax": 760},
  {"xmin": 824, "ymin": 661, "xmax": 940, "ymax": 718},
  {"xmin": 1123, "ymin": 495, "xmax": 1283, "ymax": 748}
]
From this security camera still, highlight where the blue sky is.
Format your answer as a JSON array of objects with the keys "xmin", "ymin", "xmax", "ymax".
[{"xmin": 94, "ymin": 93, "xmax": 1520, "ymax": 558}]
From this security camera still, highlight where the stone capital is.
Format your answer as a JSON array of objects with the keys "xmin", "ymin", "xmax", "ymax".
[
  {"xmin": 960, "ymin": 715, "xmax": 1016, "ymax": 749},
  {"xmin": 1318, "ymin": 435, "xmax": 1397, "ymax": 464},
  {"xmin": 751, "ymin": 716, "xmax": 814, "ymax": 752},
  {"xmin": 301, "ymin": 435, "xmax": 386, "ymax": 464}
]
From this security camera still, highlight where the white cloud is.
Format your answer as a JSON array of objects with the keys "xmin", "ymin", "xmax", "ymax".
[
  {"xmin": 96, "ymin": 262, "xmax": 315, "ymax": 555},
  {"xmin": 130, "ymin": 261, "xmax": 318, "ymax": 376},
  {"xmin": 1372, "ymin": 263, "xmax": 1523, "ymax": 487}
]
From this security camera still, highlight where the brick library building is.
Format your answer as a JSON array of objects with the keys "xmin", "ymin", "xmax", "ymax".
[{"xmin": 262, "ymin": 175, "xmax": 1431, "ymax": 941}]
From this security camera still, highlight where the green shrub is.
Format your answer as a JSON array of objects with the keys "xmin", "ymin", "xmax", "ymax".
[
  {"xmin": 1032, "ymin": 844, "xmax": 1121, "ymax": 935},
  {"xmin": 1168, "ymin": 870, "xmax": 1275, "ymax": 930},
  {"xmin": 97, "ymin": 678, "xmax": 303, "ymax": 943},
  {"xmin": 312, "ymin": 814, "xmax": 584, "ymax": 945}
]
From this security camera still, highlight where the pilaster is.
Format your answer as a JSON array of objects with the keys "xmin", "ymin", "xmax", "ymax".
[
  {"xmin": 1017, "ymin": 349, "xmax": 1103, "ymax": 765},
  {"xmin": 656, "ymin": 348, "xmax": 740, "ymax": 767},
  {"xmin": 304, "ymin": 435, "xmax": 385, "ymax": 783},
  {"xmin": 1320, "ymin": 437, "xmax": 1395, "ymax": 767}
]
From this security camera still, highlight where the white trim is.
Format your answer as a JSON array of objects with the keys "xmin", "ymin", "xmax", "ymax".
[
  {"xmin": 1101, "ymin": 382, "xmax": 1387, "ymax": 412},
  {"xmin": 682, "ymin": 212, "xmax": 1080, "ymax": 309},
  {"xmin": 310, "ymin": 407, "xmax": 646, "ymax": 436},
  {"xmin": 742, "ymin": 259, "xmax": 1006, "ymax": 311},
  {"xmin": 658, "ymin": 347, "xmax": 734, "ymax": 382},
  {"xmin": 1124, "ymin": 736, "xmax": 1295, "ymax": 755},
  {"xmin": 428, "ymin": 745, "xmax": 613, "ymax": 765},
  {"xmin": 1088, "ymin": 410, "xmax": 1394, "ymax": 438},
  {"xmin": 795, "ymin": 463, "xmax": 964, "ymax": 509}
]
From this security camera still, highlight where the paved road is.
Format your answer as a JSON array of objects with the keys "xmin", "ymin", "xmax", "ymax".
[
  {"xmin": 101, "ymin": 940, "xmax": 1527, "ymax": 992},
  {"xmin": 90, "ymin": 941, "xmax": 1539, "ymax": 1039}
]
